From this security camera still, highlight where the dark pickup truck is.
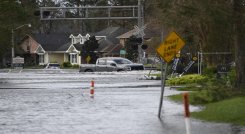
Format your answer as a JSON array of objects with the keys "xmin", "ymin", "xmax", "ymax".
[{"xmin": 79, "ymin": 57, "xmax": 144, "ymax": 72}]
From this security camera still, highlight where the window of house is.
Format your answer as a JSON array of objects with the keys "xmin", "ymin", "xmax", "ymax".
[
  {"xmin": 70, "ymin": 54, "xmax": 77, "ymax": 64},
  {"xmin": 27, "ymin": 46, "xmax": 30, "ymax": 52},
  {"xmin": 39, "ymin": 54, "xmax": 44, "ymax": 64},
  {"xmin": 74, "ymin": 37, "xmax": 81, "ymax": 44}
]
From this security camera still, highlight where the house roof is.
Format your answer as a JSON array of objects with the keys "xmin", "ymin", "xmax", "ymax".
[
  {"xmin": 93, "ymin": 27, "xmax": 129, "ymax": 44},
  {"xmin": 73, "ymin": 43, "xmax": 83, "ymax": 51},
  {"xmin": 107, "ymin": 44, "xmax": 123, "ymax": 55},
  {"xmin": 98, "ymin": 39, "xmax": 123, "ymax": 55},
  {"xmin": 97, "ymin": 39, "xmax": 114, "ymax": 52},
  {"xmin": 32, "ymin": 33, "xmax": 71, "ymax": 51},
  {"xmin": 117, "ymin": 27, "xmax": 160, "ymax": 39},
  {"xmin": 27, "ymin": 27, "xmax": 129, "ymax": 54},
  {"xmin": 57, "ymin": 42, "xmax": 72, "ymax": 51}
]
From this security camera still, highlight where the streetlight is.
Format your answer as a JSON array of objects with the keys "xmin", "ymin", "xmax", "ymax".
[{"xmin": 11, "ymin": 23, "xmax": 31, "ymax": 68}]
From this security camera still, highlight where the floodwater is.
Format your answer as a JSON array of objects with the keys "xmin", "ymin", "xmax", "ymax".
[{"xmin": 0, "ymin": 69, "xmax": 244, "ymax": 134}]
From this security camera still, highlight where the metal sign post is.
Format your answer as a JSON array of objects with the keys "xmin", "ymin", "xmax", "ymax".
[
  {"xmin": 158, "ymin": 61, "xmax": 168, "ymax": 118},
  {"xmin": 156, "ymin": 31, "xmax": 185, "ymax": 118}
]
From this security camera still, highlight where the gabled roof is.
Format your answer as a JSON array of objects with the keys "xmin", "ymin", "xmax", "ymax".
[
  {"xmin": 32, "ymin": 33, "xmax": 71, "ymax": 51},
  {"xmin": 107, "ymin": 44, "xmax": 123, "ymax": 55},
  {"xmin": 66, "ymin": 44, "xmax": 79, "ymax": 53},
  {"xmin": 73, "ymin": 43, "xmax": 83, "ymax": 51},
  {"xmin": 57, "ymin": 42, "xmax": 72, "ymax": 51},
  {"xmin": 117, "ymin": 27, "xmax": 160, "ymax": 39},
  {"xmin": 35, "ymin": 45, "xmax": 45, "ymax": 54},
  {"xmin": 97, "ymin": 39, "xmax": 114, "ymax": 52},
  {"xmin": 26, "ymin": 27, "xmax": 129, "ymax": 54},
  {"xmin": 93, "ymin": 27, "xmax": 129, "ymax": 44}
]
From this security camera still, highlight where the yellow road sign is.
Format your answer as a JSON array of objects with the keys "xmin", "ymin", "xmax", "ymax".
[
  {"xmin": 86, "ymin": 56, "xmax": 91, "ymax": 63},
  {"xmin": 156, "ymin": 32, "xmax": 185, "ymax": 63},
  {"xmin": 192, "ymin": 56, "xmax": 197, "ymax": 61},
  {"xmin": 176, "ymin": 53, "xmax": 181, "ymax": 58}
]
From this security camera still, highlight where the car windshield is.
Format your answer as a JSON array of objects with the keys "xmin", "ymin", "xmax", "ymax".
[{"xmin": 113, "ymin": 59, "xmax": 132, "ymax": 64}]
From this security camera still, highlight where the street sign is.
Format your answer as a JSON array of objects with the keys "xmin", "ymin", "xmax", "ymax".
[
  {"xmin": 86, "ymin": 56, "xmax": 91, "ymax": 63},
  {"xmin": 217, "ymin": 64, "xmax": 230, "ymax": 73},
  {"xmin": 120, "ymin": 50, "xmax": 126, "ymax": 55},
  {"xmin": 13, "ymin": 56, "xmax": 24, "ymax": 64},
  {"xmin": 156, "ymin": 32, "xmax": 185, "ymax": 63},
  {"xmin": 13, "ymin": 56, "xmax": 24, "ymax": 69}
]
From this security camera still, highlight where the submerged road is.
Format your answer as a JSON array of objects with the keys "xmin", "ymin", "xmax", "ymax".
[{"xmin": 0, "ymin": 69, "xmax": 244, "ymax": 134}]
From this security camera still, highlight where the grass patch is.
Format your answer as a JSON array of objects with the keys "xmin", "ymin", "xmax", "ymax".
[
  {"xmin": 168, "ymin": 87, "xmax": 233, "ymax": 105},
  {"xmin": 192, "ymin": 97, "xmax": 245, "ymax": 126},
  {"xmin": 169, "ymin": 93, "xmax": 245, "ymax": 126},
  {"xmin": 166, "ymin": 71, "xmax": 245, "ymax": 126},
  {"xmin": 168, "ymin": 94, "xmax": 183, "ymax": 103}
]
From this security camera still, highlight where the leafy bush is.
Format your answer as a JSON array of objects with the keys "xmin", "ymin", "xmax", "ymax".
[
  {"xmin": 227, "ymin": 68, "xmax": 236, "ymax": 87},
  {"xmin": 169, "ymin": 87, "xmax": 233, "ymax": 105},
  {"xmin": 62, "ymin": 62, "xmax": 72, "ymax": 68},
  {"xmin": 203, "ymin": 66, "xmax": 217, "ymax": 77},
  {"xmin": 166, "ymin": 74, "xmax": 207, "ymax": 86},
  {"xmin": 72, "ymin": 64, "xmax": 79, "ymax": 68},
  {"xmin": 190, "ymin": 87, "xmax": 232, "ymax": 105}
]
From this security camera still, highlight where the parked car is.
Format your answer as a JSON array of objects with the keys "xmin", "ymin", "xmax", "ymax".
[
  {"xmin": 44, "ymin": 63, "xmax": 61, "ymax": 69},
  {"xmin": 79, "ymin": 57, "xmax": 144, "ymax": 72}
]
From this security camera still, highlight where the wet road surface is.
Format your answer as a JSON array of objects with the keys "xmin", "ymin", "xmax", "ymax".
[{"xmin": 0, "ymin": 69, "xmax": 245, "ymax": 134}]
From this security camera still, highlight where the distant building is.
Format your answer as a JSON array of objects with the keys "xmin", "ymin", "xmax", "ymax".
[
  {"xmin": 18, "ymin": 26, "xmax": 161, "ymax": 66},
  {"xmin": 116, "ymin": 27, "xmax": 161, "ymax": 62},
  {"xmin": 19, "ymin": 27, "xmax": 129, "ymax": 65},
  {"xmin": 93, "ymin": 27, "xmax": 129, "ymax": 57},
  {"xmin": 20, "ymin": 33, "xmax": 95, "ymax": 65}
]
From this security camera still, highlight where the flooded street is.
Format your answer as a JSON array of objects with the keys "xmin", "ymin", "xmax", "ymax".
[{"xmin": 0, "ymin": 69, "xmax": 244, "ymax": 134}]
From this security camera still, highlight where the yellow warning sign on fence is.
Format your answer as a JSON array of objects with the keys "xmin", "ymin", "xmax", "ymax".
[{"xmin": 156, "ymin": 32, "xmax": 185, "ymax": 63}]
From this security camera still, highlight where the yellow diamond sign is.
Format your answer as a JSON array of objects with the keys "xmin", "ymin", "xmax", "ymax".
[
  {"xmin": 156, "ymin": 32, "xmax": 185, "ymax": 63},
  {"xmin": 86, "ymin": 56, "xmax": 91, "ymax": 63}
]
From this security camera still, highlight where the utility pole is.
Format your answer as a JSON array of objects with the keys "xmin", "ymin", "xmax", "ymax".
[
  {"xmin": 11, "ymin": 29, "xmax": 14, "ymax": 69},
  {"xmin": 11, "ymin": 24, "xmax": 31, "ymax": 68},
  {"xmin": 137, "ymin": 0, "xmax": 144, "ymax": 63}
]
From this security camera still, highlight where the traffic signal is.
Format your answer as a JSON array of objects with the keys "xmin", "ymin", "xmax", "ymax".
[
  {"xmin": 128, "ymin": 35, "xmax": 148, "ymax": 50},
  {"xmin": 132, "ymin": 45, "xmax": 138, "ymax": 49},
  {"xmin": 134, "ymin": 37, "xmax": 143, "ymax": 44},
  {"xmin": 141, "ymin": 44, "xmax": 148, "ymax": 50},
  {"xmin": 129, "ymin": 35, "xmax": 143, "ymax": 45}
]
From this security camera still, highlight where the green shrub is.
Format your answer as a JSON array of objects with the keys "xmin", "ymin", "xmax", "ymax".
[
  {"xmin": 166, "ymin": 74, "xmax": 207, "ymax": 86},
  {"xmin": 190, "ymin": 87, "xmax": 232, "ymax": 105},
  {"xmin": 169, "ymin": 87, "xmax": 233, "ymax": 105},
  {"xmin": 63, "ymin": 62, "xmax": 72, "ymax": 68},
  {"xmin": 227, "ymin": 68, "xmax": 236, "ymax": 87},
  {"xmin": 203, "ymin": 66, "xmax": 217, "ymax": 76},
  {"xmin": 72, "ymin": 64, "xmax": 79, "ymax": 68}
]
